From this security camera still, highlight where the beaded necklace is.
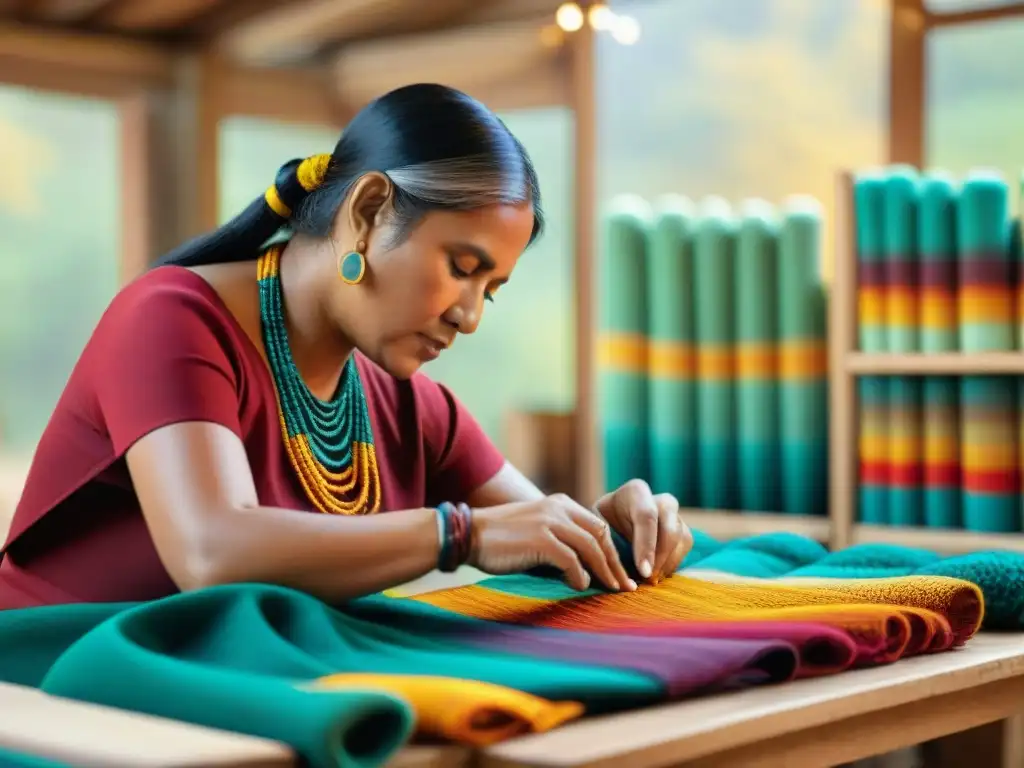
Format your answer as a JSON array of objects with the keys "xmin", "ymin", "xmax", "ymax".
[{"xmin": 256, "ymin": 244, "xmax": 382, "ymax": 515}]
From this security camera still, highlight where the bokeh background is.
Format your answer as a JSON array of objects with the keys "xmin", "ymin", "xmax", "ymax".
[{"xmin": 1, "ymin": 0, "xmax": 1022, "ymax": 509}]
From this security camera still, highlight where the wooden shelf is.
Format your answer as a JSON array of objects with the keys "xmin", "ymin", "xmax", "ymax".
[
  {"xmin": 682, "ymin": 510, "xmax": 831, "ymax": 543},
  {"xmin": 847, "ymin": 352, "xmax": 1024, "ymax": 376},
  {"xmin": 854, "ymin": 524, "xmax": 1024, "ymax": 555}
]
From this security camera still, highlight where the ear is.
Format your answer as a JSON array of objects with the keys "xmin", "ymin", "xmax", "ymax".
[{"xmin": 338, "ymin": 172, "xmax": 392, "ymax": 244}]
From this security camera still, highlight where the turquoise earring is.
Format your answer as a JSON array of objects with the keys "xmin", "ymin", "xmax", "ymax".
[{"xmin": 339, "ymin": 240, "xmax": 367, "ymax": 285}]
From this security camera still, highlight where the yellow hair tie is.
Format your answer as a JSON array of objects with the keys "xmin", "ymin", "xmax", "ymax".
[
  {"xmin": 264, "ymin": 185, "xmax": 291, "ymax": 218},
  {"xmin": 296, "ymin": 153, "xmax": 332, "ymax": 192}
]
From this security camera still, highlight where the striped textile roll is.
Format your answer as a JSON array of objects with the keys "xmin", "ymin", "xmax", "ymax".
[
  {"xmin": 960, "ymin": 376, "xmax": 1020, "ymax": 533},
  {"xmin": 854, "ymin": 173, "xmax": 888, "ymax": 352},
  {"xmin": 598, "ymin": 196, "xmax": 651, "ymax": 492},
  {"xmin": 734, "ymin": 199, "xmax": 781, "ymax": 513},
  {"xmin": 693, "ymin": 197, "xmax": 738, "ymax": 510},
  {"xmin": 922, "ymin": 377, "xmax": 961, "ymax": 529},
  {"xmin": 777, "ymin": 197, "xmax": 828, "ymax": 517},
  {"xmin": 883, "ymin": 166, "xmax": 920, "ymax": 353},
  {"xmin": 858, "ymin": 377, "xmax": 889, "ymax": 524},
  {"xmin": 917, "ymin": 173, "xmax": 959, "ymax": 352},
  {"xmin": 1011, "ymin": 215, "xmax": 1023, "ymax": 349},
  {"xmin": 957, "ymin": 172, "xmax": 1013, "ymax": 352},
  {"xmin": 646, "ymin": 196, "xmax": 698, "ymax": 505},
  {"xmin": 886, "ymin": 376, "xmax": 924, "ymax": 527}
]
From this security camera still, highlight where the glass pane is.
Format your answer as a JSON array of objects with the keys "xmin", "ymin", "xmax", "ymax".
[
  {"xmin": 423, "ymin": 107, "xmax": 576, "ymax": 448},
  {"xmin": 219, "ymin": 117, "xmax": 340, "ymax": 222},
  {"xmin": 0, "ymin": 87, "xmax": 120, "ymax": 454},
  {"xmin": 598, "ymin": 0, "xmax": 889, "ymax": 282},
  {"xmin": 926, "ymin": 20, "xmax": 1024, "ymax": 212}
]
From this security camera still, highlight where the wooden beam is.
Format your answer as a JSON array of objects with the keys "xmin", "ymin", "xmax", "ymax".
[
  {"xmin": 24, "ymin": 0, "xmax": 112, "ymax": 23},
  {"xmin": 215, "ymin": 0, "xmax": 482, "ymax": 66},
  {"xmin": 331, "ymin": 18, "xmax": 568, "ymax": 113},
  {"xmin": 95, "ymin": 0, "xmax": 225, "ymax": 31},
  {"xmin": 0, "ymin": 20, "xmax": 174, "ymax": 96},
  {"xmin": 219, "ymin": 63, "xmax": 345, "ymax": 128},
  {"xmin": 888, "ymin": 0, "xmax": 925, "ymax": 166},
  {"xmin": 927, "ymin": 1, "xmax": 1024, "ymax": 27},
  {"xmin": 568, "ymin": 22, "xmax": 599, "ymax": 505}
]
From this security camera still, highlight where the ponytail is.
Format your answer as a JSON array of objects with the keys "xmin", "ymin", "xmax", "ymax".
[
  {"xmin": 153, "ymin": 83, "xmax": 543, "ymax": 270},
  {"xmin": 152, "ymin": 154, "xmax": 333, "ymax": 269}
]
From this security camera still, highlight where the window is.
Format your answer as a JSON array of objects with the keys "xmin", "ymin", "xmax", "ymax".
[
  {"xmin": 925, "ymin": 19, "xmax": 1024, "ymax": 212},
  {"xmin": 598, "ymin": 0, "xmax": 889, "ymax": 282},
  {"xmin": 0, "ymin": 87, "xmax": 119, "ymax": 455}
]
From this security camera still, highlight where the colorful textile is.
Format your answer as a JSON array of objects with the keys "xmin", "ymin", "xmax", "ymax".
[
  {"xmin": 0, "ymin": 530, "xmax": 1020, "ymax": 768},
  {"xmin": 313, "ymin": 674, "xmax": 583, "ymax": 746}
]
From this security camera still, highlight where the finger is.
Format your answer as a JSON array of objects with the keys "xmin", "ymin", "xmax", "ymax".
[
  {"xmin": 542, "ymin": 533, "xmax": 590, "ymax": 591},
  {"xmin": 570, "ymin": 507, "xmax": 636, "ymax": 591},
  {"xmin": 650, "ymin": 494, "xmax": 681, "ymax": 579},
  {"xmin": 617, "ymin": 480, "xmax": 659, "ymax": 580},
  {"xmin": 552, "ymin": 519, "xmax": 622, "ymax": 592}
]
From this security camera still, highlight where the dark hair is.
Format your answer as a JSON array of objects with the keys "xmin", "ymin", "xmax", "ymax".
[{"xmin": 153, "ymin": 84, "xmax": 544, "ymax": 269}]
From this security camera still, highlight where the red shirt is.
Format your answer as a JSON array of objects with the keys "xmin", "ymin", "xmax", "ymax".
[{"xmin": 0, "ymin": 267, "xmax": 504, "ymax": 609}]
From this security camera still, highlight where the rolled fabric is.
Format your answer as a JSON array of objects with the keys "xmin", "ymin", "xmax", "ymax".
[
  {"xmin": 693, "ymin": 197, "xmax": 738, "ymax": 509},
  {"xmin": 734, "ymin": 198, "xmax": 781, "ymax": 512},
  {"xmin": 858, "ymin": 376, "xmax": 890, "ymax": 524},
  {"xmin": 960, "ymin": 375, "xmax": 1020, "ymax": 533},
  {"xmin": 646, "ymin": 196, "xmax": 698, "ymax": 504},
  {"xmin": 599, "ymin": 195, "xmax": 651, "ymax": 491},
  {"xmin": 778, "ymin": 196, "xmax": 828, "ymax": 516},
  {"xmin": 917, "ymin": 172, "xmax": 959, "ymax": 352},
  {"xmin": 957, "ymin": 170, "xmax": 1013, "ymax": 352},
  {"xmin": 854, "ymin": 172, "xmax": 888, "ymax": 351},
  {"xmin": 883, "ymin": 165, "xmax": 921, "ymax": 352},
  {"xmin": 922, "ymin": 377, "xmax": 961, "ymax": 529},
  {"xmin": 886, "ymin": 376, "xmax": 924, "ymax": 527}
]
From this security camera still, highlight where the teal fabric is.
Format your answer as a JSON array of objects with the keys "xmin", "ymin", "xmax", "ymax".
[
  {"xmin": 0, "ymin": 583, "xmax": 664, "ymax": 768},
  {"xmin": 1, "ymin": 527, "xmax": 1022, "ymax": 768},
  {"xmin": 0, "ymin": 748, "xmax": 72, "ymax": 768}
]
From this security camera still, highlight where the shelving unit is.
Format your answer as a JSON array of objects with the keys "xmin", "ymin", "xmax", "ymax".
[
  {"xmin": 681, "ymin": 510, "xmax": 831, "ymax": 543},
  {"xmin": 828, "ymin": 170, "xmax": 1024, "ymax": 554}
]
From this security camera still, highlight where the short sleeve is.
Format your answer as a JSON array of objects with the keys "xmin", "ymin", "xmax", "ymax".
[
  {"xmin": 89, "ymin": 277, "xmax": 244, "ymax": 456},
  {"xmin": 414, "ymin": 375, "xmax": 506, "ymax": 504}
]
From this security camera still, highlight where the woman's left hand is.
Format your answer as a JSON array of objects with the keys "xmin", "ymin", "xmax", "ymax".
[{"xmin": 595, "ymin": 479, "xmax": 692, "ymax": 584}]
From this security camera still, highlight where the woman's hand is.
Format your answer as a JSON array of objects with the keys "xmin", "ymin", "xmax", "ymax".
[
  {"xmin": 468, "ymin": 494, "xmax": 638, "ymax": 592},
  {"xmin": 595, "ymin": 479, "xmax": 692, "ymax": 584}
]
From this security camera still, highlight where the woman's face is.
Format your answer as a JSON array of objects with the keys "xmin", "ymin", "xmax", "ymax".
[{"xmin": 331, "ymin": 176, "xmax": 536, "ymax": 379}]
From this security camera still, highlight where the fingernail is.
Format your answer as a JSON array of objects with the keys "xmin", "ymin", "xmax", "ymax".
[
  {"xmin": 581, "ymin": 573, "xmax": 590, "ymax": 589},
  {"xmin": 639, "ymin": 559, "xmax": 652, "ymax": 579},
  {"xmin": 626, "ymin": 578, "xmax": 638, "ymax": 591}
]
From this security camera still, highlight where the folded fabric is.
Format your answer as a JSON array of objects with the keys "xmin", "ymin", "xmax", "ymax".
[
  {"xmin": 592, "ymin": 620, "xmax": 858, "ymax": 677},
  {"xmin": 312, "ymin": 673, "xmax": 583, "ymax": 746},
  {"xmin": 676, "ymin": 532, "xmax": 1024, "ymax": 630}
]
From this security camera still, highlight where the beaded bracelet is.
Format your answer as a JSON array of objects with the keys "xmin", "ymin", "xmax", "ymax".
[{"xmin": 436, "ymin": 502, "xmax": 474, "ymax": 572}]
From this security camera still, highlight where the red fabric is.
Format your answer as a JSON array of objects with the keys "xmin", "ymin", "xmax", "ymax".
[{"xmin": 0, "ymin": 267, "xmax": 504, "ymax": 610}]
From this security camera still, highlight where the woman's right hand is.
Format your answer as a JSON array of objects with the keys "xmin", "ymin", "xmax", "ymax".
[{"xmin": 467, "ymin": 495, "xmax": 637, "ymax": 592}]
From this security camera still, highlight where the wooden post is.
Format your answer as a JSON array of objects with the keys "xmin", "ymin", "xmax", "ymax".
[
  {"xmin": 568, "ymin": 19, "xmax": 599, "ymax": 505},
  {"xmin": 888, "ymin": 0, "xmax": 926, "ymax": 166},
  {"xmin": 116, "ymin": 52, "xmax": 223, "ymax": 281}
]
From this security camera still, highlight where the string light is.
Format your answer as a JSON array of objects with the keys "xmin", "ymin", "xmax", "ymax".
[
  {"xmin": 556, "ymin": 3, "xmax": 585, "ymax": 32},
  {"xmin": 552, "ymin": 2, "xmax": 641, "ymax": 44}
]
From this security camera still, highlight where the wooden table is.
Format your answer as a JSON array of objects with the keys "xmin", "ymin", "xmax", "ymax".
[
  {"xmin": 391, "ymin": 632, "xmax": 1024, "ymax": 768},
  {"xmin": 2, "ymin": 634, "xmax": 1022, "ymax": 767}
]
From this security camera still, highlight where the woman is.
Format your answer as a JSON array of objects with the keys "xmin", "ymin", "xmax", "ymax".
[{"xmin": 0, "ymin": 83, "xmax": 691, "ymax": 611}]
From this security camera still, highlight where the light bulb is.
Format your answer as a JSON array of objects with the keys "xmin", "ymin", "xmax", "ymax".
[
  {"xmin": 588, "ymin": 4, "xmax": 615, "ymax": 31},
  {"xmin": 556, "ymin": 3, "xmax": 584, "ymax": 32},
  {"xmin": 612, "ymin": 14, "xmax": 641, "ymax": 45}
]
